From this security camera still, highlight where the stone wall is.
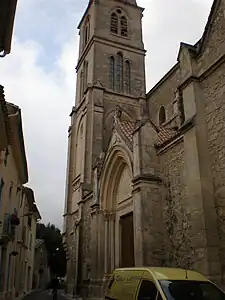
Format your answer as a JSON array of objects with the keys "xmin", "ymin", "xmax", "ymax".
[
  {"xmin": 159, "ymin": 141, "xmax": 193, "ymax": 268},
  {"xmin": 196, "ymin": 0, "xmax": 225, "ymax": 75},
  {"xmin": 147, "ymin": 65, "xmax": 180, "ymax": 126},
  {"xmin": 202, "ymin": 62, "xmax": 225, "ymax": 279},
  {"xmin": 78, "ymin": 198, "xmax": 92, "ymax": 297}
]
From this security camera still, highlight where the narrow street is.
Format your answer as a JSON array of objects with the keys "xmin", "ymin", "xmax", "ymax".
[{"xmin": 23, "ymin": 290, "xmax": 70, "ymax": 300}]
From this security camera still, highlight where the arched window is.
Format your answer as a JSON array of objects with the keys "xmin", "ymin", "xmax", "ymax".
[
  {"xmin": 109, "ymin": 56, "xmax": 115, "ymax": 90},
  {"xmin": 83, "ymin": 16, "xmax": 90, "ymax": 48},
  {"xmin": 121, "ymin": 16, "xmax": 128, "ymax": 37},
  {"xmin": 84, "ymin": 61, "xmax": 88, "ymax": 92},
  {"xmin": 75, "ymin": 123, "xmax": 84, "ymax": 176},
  {"xmin": 159, "ymin": 106, "xmax": 166, "ymax": 125},
  {"xmin": 80, "ymin": 71, "xmax": 84, "ymax": 101},
  {"xmin": 116, "ymin": 52, "xmax": 123, "ymax": 92},
  {"xmin": 111, "ymin": 13, "xmax": 118, "ymax": 34},
  {"xmin": 110, "ymin": 10, "xmax": 128, "ymax": 37},
  {"xmin": 124, "ymin": 60, "xmax": 131, "ymax": 93}
]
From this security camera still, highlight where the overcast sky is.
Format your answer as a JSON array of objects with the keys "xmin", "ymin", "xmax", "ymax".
[{"xmin": 0, "ymin": 0, "xmax": 213, "ymax": 229}]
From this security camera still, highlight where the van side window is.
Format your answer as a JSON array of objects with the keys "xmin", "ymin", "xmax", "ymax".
[{"xmin": 138, "ymin": 280, "xmax": 158, "ymax": 300}]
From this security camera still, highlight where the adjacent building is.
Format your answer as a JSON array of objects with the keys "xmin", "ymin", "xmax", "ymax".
[
  {"xmin": 0, "ymin": 86, "xmax": 41, "ymax": 300},
  {"xmin": 0, "ymin": 0, "xmax": 18, "ymax": 56},
  {"xmin": 0, "ymin": 3, "xmax": 41, "ymax": 299},
  {"xmin": 33, "ymin": 239, "xmax": 50, "ymax": 290},
  {"xmin": 14, "ymin": 187, "xmax": 41, "ymax": 297},
  {"xmin": 63, "ymin": 0, "xmax": 225, "ymax": 298}
]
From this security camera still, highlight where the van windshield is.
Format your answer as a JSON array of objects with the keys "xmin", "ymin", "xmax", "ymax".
[{"xmin": 159, "ymin": 280, "xmax": 225, "ymax": 300}]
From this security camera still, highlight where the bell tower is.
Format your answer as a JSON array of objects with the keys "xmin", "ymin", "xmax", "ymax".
[
  {"xmin": 67, "ymin": 0, "xmax": 147, "ymax": 184},
  {"xmin": 63, "ymin": 0, "xmax": 147, "ymax": 295},
  {"xmin": 75, "ymin": 0, "xmax": 146, "ymax": 104}
]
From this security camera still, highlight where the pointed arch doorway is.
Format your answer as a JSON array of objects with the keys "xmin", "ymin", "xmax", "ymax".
[{"xmin": 101, "ymin": 148, "xmax": 135, "ymax": 273}]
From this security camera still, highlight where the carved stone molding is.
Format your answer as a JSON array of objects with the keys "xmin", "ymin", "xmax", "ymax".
[
  {"xmin": 103, "ymin": 210, "xmax": 116, "ymax": 221},
  {"xmin": 110, "ymin": 131, "xmax": 122, "ymax": 148}
]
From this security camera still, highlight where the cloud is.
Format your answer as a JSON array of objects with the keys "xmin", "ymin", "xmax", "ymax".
[
  {"xmin": 0, "ymin": 35, "xmax": 78, "ymax": 228},
  {"xmin": 139, "ymin": 0, "xmax": 212, "ymax": 89},
  {"xmin": 0, "ymin": 0, "xmax": 214, "ymax": 228}
]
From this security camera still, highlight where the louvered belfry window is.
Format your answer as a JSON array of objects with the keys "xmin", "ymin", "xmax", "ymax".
[
  {"xmin": 110, "ymin": 10, "xmax": 128, "ymax": 37},
  {"xmin": 111, "ymin": 13, "xmax": 118, "ymax": 34},
  {"xmin": 121, "ymin": 16, "xmax": 128, "ymax": 37}
]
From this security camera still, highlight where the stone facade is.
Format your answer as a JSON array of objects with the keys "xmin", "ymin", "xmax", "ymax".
[
  {"xmin": 63, "ymin": 0, "xmax": 225, "ymax": 298},
  {"xmin": 33, "ymin": 239, "xmax": 50, "ymax": 290},
  {"xmin": 0, "ymin": 86, "xmax": 41, "ymax": 300}
]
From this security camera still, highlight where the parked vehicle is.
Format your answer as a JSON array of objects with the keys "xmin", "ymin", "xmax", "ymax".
[{"xmin": 105, "ymin": 267, "xmax": 225, "ymax": 300}]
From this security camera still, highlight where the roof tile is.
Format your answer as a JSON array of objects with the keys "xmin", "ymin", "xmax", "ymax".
[
  {"xmin": 155, "ymin": 127, "xmax": 177, "ymax": 147},
  {"xmin": 119, "ymin": 120, "xmax": 135, "ymax": 143}
]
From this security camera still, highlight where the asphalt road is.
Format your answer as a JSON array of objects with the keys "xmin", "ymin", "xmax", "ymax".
[{"xmin": 23, "ymin": 290, "xmax": 70, "ymax": 300}]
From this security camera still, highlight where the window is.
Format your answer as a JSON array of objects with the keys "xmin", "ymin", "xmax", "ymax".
[
  {"xmin": 83, "ymin": 16, "xmax": 90, "ymax": 48},
  {"xmin": 84, "ymin": 61, "xmax": 88, "ymax": 93},
  {"xmin": 29, "ymin": 234, "xmax": 32, "ymax": 250},
  {"xmin": 20, "ymin": 193, "xmax": 23, "ymax": 208},
  {"xmin": 159, "ymin": 106, "xmax": 166, "ymax": 125},
  {"xmin": 16, "ymin": 187, "xmax": 20, "ymax": 195},
  {"xmin": 124, "ymin": 60, "xmax": 131, "ymax": 93},
  {"xmin": 110, "ymin": 10, "xmax": 128, "ymax": 37},
  {"xmin": 109, "ymin": 54, "xmax": 131, "ymax": 93},
  {"xmin": 121, "ymin": 16, "xmax": 128, "ymax": 37},
  {"xmin": 80, "ymin": 71, "xmax": 84, "ymax": 101},
  {"xmin": 116, "ymin": 52, "xmax": 123, "ymax": 92},
  {"xmin": 28, "ymin": 216, "xmax": 32, "ymax": 228},
  {"xmin": 178, "ymin": 95, "xmax": 185, "ymax": 124},
  {"xmin": 138, "ymin": 280, "xmax": 159, "ymax": 300},
  {"xmin": 4, "ymin": 148, "xmax": 9, "ymax": 166},
  {"xmin": 0, "ymin": 178, "xmax": 4, "ymax": 207},
  {"xmin": 111, "ymin": 13, "xmax": 118, "ymax": 34},
  {"xmin": 22, "ymin": 226, "xmax": 26, "ymax": 244},
  {"xmin": 109, "ymin": 56, "xmax": 115, "ymax": 90},
  {"xmin": 9, "ymin": 184, "xmax": 12, "ymax": 199}
]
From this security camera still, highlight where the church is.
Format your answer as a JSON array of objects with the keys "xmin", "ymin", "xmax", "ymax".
[{"xmin": 62, "ymin": 0, "xmax": 225, "ymax": 298}]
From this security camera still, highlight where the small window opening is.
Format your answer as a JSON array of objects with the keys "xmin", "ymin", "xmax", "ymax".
[{"xmin": 159, "ymin": 106, "xmax": 166, "ymax": 125}]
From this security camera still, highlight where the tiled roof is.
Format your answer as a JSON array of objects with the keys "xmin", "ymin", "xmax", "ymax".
[
  {"xmin": 114, "ymin": 107, "xmax": 176, "ymax": 148},
  {"xmin": 119, "ymin": 120, "xmax": 135, "ymax": 143},
  {"xmin": 155, "ymin": 126, "xmax": 177, "ymax": 147}
]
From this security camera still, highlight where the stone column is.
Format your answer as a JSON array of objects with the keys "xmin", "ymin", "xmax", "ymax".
[
  {"xmin": 132, "ymin": 189, "xmax": 143, "ymax": 266},
  {"xmin": 90, "ymin": 205, "xmax": 99, "ymax": 280},
  {"xmin": 74, "ymin": 223, "xmax": 80, "ymax": 295},
  {"xmin": 104, "ymin": 212, "xmax": 109, "ymax": 274},
  {"xmin": 97, "ymin": 210, "xmax": 105, "ymax": 278},
  {"xmin": 109, "ymin": 212, "xmax": 116, "ymax": 271}
]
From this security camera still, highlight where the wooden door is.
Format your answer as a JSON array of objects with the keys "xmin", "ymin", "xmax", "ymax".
[{"xmin": 120, "ymin": 212, "xmax": 135, "ymax": 267}]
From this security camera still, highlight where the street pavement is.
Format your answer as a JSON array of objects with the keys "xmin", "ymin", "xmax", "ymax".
[{"xmin": 22, "ymin": 290, "xmax": 70, "ymax": 300}]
